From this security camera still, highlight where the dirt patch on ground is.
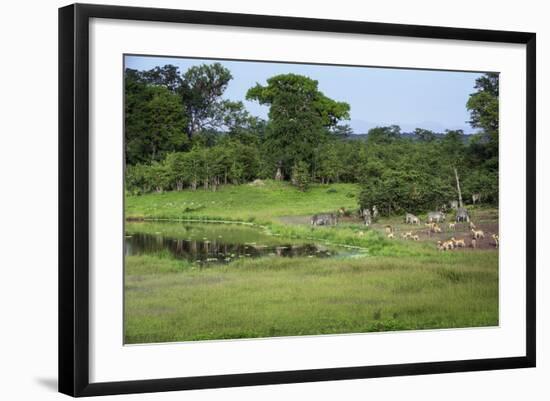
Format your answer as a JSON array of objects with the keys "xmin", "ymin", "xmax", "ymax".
[
  {"xmin": 277, "ymin": 209, "xmax": 499, "ymax": 252},
  {"xmin": 372, "ymin": 220, "xmax": 499, "ymax": 251},
  {"xmin": 277, "ymin": 215, "xmax": 312, "ymax": 225}
]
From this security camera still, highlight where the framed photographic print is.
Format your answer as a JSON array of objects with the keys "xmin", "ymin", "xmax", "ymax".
[{"xmin": 58, "ymin": 3, "xmax": 536, "ymax": 397}]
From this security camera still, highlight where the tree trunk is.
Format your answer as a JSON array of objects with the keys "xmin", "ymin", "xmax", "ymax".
[
  {"xmin": 151, "ymin": 144, "xmax": 156, "ymax": 161},
  {"xmin": 454, "ymin": 167, "xmax": 463, "ymax": 208},
  {"xmin": 275, "ymin": 167, "xmax": 283, "ymax": 181}
]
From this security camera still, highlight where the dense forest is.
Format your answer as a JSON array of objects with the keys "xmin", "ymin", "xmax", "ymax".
[{"xmin": 125, "ymin": 63, "xmax": 499, "ymax": 215}]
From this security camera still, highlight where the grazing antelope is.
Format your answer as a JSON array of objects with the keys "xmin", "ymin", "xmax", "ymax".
[
  {"xmin": 451, "ymin": 237, "xmax": 466, "ymax": 248},
  {"xmin": 437, "ymin": 240, "xmax": 454, "ymax": 251},
  {"xmin": 448, "ymin": 222, "xmax": 456, "ymax": 231},
  {"xmin": 492, "ymin": 234, "xmax": 499, "ymax": 248},
  {"xmin": 471, "ymin": 229, "xmax": 485, "ymax": 240},
  {"xmin": 425, "ymin": 222, "xmax": 434, "ymax": 236}
]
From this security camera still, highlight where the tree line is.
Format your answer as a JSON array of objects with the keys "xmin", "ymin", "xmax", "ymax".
[{"xmin": 125, "ymin": 63, "xmax": 498, "ymax": 214}]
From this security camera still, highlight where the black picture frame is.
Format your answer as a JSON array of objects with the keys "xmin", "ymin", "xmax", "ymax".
[{"xmin": 59, "ymin": 3, "xmax": 536, "ymax": 397}]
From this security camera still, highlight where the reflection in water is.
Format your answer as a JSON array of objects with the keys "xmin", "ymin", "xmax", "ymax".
[{"xmin": 125, "ymin": 232, "xmax": 336, "ymax": 265}]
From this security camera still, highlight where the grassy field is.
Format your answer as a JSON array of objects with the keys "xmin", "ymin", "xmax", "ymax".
[
  {"xmin": 126, "ymin": 180, "xmax": 359, "ymax": 222},
  {"xmin": 125, "ymin": 180, "xmax": 499, "ymax": 343},
  {"xmin": 125, "ymin": 252, "xmax": 498, "ymax": 343}
]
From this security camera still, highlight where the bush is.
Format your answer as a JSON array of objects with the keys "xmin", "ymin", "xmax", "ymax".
[{"xmin": 342, "ymin": 209, "xmax": 352, "ymax": 217}]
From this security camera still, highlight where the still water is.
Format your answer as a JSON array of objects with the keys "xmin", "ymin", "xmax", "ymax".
[{"xmin": 125, "ymin": 222, "xmax": 340, "ymax": 265}]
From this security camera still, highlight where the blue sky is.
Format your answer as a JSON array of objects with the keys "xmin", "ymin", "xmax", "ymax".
[{"xmin": 125, "ymin": 55, "xmax": 484, "ymax": 134}]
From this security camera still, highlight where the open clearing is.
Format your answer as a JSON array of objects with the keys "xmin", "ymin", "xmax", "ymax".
[{"xmin": 125, "ymin": 181, "xmax": 499, "ymax": 343}]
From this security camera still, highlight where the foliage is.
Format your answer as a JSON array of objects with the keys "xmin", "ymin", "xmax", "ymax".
[
  {"xmin": 291, "ymin": 161, "xmax": 311, "ymax": 191},
  {"xmin": 414, "ymin": 128, "xmax": 437, "ymax": 142},
  {"xmin": 125, "ymin": 75, "xmax": 188, "ymax": 165},
  {"xmin": 125, "ymin": 65, "xmax": 499, "ymax": 213},
  {"xmin": 178, "ymin": 63, "xmax": 254, "ymax": 138},
  {"xmin": 466, "ymin": 73, "xmax": 499, "ymax": 134},
  {"xmin": 466, "ymin": 72, "xmax": 499, "ymax": 161},
  {"xmin": 246, "ymin": 73, "xmax": 350, "ymax": 177},
  {"xmin": 125, "ymin": 63, "xmax": 256, "ymax": 165},
  {"xmin": 366, "ymin": 125, "xmax": 402, "ymax": 144}
]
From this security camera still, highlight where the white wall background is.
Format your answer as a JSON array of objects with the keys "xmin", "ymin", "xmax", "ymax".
[{"xmin": 0, "ymin": 0, "xmax": 546, "ymax": 399}]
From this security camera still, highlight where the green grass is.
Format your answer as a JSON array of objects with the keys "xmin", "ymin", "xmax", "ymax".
[
  {"xmin": 125, "ymin": 180, "xmax": 360, "ymax": 222},
  {"xmin": 125, "ymin": 181, "xmax": 434, "ymax": 256},
  {"xmin": 125, "ymin": 252, "xmax": 498, "ymax": 343},
  {"xmin": 124, "ymin": 181, "xmax": 499, "ymax": 343}
]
